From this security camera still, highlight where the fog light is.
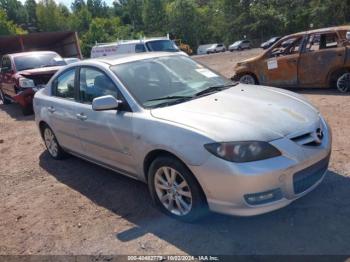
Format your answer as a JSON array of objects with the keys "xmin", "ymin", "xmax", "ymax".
[{"xmin": 244, "ymin": 188, "xmax": 282, "ymax": 205}]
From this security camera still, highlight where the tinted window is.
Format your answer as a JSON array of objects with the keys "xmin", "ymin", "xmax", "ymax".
[
  {"xmin": 135, "ymin": 44, "xmax": 146, "ymax": 53},
  {"xmin": 14, "ymin": 53, "xmax": 66, "ymax": 71},
  {"xmin": 79, "ymin": 67, "xmax": 118, "ymax": 103},
  {"xmin": 146, "ymin": 40, "xmax": 179, "ymax": 52},
  {"xmin": 1, "ymin": 56, "xmax": 12, "ymax": 71},
  {"xmin": 55, "ymin": 69, "xmax": 75, "ymax": 99}
]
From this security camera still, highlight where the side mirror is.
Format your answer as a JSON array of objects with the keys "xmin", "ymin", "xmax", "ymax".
[{"xmin": 92, "ymin": 95, "xmax": 120, "ymax": 111}]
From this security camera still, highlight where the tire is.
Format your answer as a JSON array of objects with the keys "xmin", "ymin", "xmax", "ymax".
[
  {"xmin": 148, "ymin": 156, "xmax": 208, "ymax": 222},
  {"xmin": 21, "ymin": 104, "xmax": 33, "ymax": 116},
  {"xmin": 0, "ymin": 88, "xmax": 11, "ymax": 104},
  {"xmin": 238, "ymin": 46, "xmax": 242, "ymax": 51},
  {"xmin": 239, "ymin": 74, "xmax": 257, "ymax": 85},
  {"xmin": 42, "ymin": 124, "xmax": 68, "ymax": 160},
  {"xmin": 335, "ymin": 72, "xmax": 350, "ymax": 93}
]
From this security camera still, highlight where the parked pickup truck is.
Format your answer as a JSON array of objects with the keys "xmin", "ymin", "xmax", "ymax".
[
  {"xmin": 0, "ymin": 51, "xmax": 66, "ymax": 115},
  {"xmin": 233, "ymin": 26, "xmax": 350, "ymax": 92}
]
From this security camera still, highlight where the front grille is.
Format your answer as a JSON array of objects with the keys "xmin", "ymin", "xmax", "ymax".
[{"xmin": 293, "ymin": 155, "xmax": 330, "ymax": 194}]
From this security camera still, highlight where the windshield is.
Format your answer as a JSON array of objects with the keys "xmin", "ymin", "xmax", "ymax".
[
  {"xmin": 14, "ymin": 53, "xmax": 66, "ymax": 71},
  {"xmin": 146, "ymin": 40, "xmax": 179, "ymax": 52},
  {"xmin": 111, "ymin": 55, "xmax": 233, "ymax": 108},
  {"xmin": 233, "ymin": 41, "xmax": 242, "ymax": 46}
]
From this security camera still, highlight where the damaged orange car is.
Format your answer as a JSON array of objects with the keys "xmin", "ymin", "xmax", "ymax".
[{"xmin": 233, "ymin": 26, "xmax": 350, "ymax": 92}]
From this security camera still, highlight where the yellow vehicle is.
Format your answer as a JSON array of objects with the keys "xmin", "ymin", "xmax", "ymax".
[{"xmin": 174, "ymin": 39, "xmax": 193, "ymax": 55}]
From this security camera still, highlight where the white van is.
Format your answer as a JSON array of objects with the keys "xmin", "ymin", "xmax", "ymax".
[{"xmin": 91, "ymin": 37, "xmax": 187, "ymax": 58}]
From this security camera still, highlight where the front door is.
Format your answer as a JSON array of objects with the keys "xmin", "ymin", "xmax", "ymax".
[
  {"xmin": 74, "ymin": 66, "xmax": 137, "ymax": 175},
  {"xmin": 298, "ymin": 32, "xmax": 346, "ymax": 87},
  {"xmin": 47, "ymin": 68, "xmax": 84, "ymax": 154},
  {"xmin": 259, "ymin": 36, "xmax": 303, "ymax": 87}
]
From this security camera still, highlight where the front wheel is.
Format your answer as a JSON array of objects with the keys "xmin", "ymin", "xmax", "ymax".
[
  {"xmin": 239, "ymin": 74, "xmax": 257, "ymax": 85},
  {"xmin": 336, "ymin": 72, "xmax": 350, "ymax": 93},
  {"xmin": 148, "ymin": 156, "xmax": 207, "ymax": 222},
  {"xmin": 42, "ymin": 125, "xmax": 68, "ymax": 160}
]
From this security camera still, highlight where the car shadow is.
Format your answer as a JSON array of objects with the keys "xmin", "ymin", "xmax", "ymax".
[
  {"xmin": 0, "ymin": 103, "xmax": 34, "ymax": 121},
  {"xmin": 39, "ymin": 151, "xmax": 350, "ymax": 255},
  {"xmin": 290, "ymin": 88, "xmax": 350, "ymax": 96}
]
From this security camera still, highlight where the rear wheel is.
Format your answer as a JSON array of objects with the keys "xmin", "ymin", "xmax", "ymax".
[
  {"xmin": 0, "ymin": 89, "xmax": 11, "ymax": 104},
  {"xmin": 336, "ymin": 72, "xmax": 350, "ymax": 93},
  {"xmin": 42, "ymin": 125, "xmax": 68, "ymax": 160},
  {"xmin": 148, "ymin": 156, "xmax": 207, "ymax": 222},
  {"xmin": 239, "ymin": 74, "xmax": 256, "ymax": 85}
]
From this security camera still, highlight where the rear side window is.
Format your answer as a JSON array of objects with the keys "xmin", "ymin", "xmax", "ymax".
[
  {"xmin": 54, "ymin": 69, "xmax": 75, "ymax": 99},
  {"xmin": 135, "ymin": 44, "xmax": 146, "ymax": 53},
  {"xmin": 79, "ymin": 67, "xmax": 119, "ymax": 104}
]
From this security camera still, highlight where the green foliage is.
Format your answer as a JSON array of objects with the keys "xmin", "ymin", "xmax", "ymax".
[
  {"xmin": 1, "ymin": 0, "xmax": 350, "ymax": 56},
  {"xmin": 0, "ymin": 9, "xmax": 26, "ymax": 35}
]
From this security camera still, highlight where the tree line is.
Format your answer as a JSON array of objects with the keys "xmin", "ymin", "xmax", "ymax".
[{"xmin": 0, "ymin": 0, "xmax": 350, "ymax": 57}]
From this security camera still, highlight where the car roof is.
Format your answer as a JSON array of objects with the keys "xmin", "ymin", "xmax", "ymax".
[
  {"xmin": 84, "ymin": 52, "xmax": 179, "ymax": 66},
  {"xmin": 93, "ymin": 38, "xmax": 170, "ymax": 48},
  {"xmin": 287, "ymin": 25, "xmax": 350, "ymax": 37},
  {"xmin": 7, "ymin": 51, "xmax": 59, "ymax": 58}
]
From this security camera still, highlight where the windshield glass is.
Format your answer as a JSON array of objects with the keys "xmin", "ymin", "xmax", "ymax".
[
  {"xmin": 111, "ymin": 55, "xmax": 232, "ymax": 108},
  {"xmin": 14, "ymin": 53, "xmax": 66, "ymax": 71},
  {"xmin": 146, "ymin": 40, "xmax": 179, "ymax": 52},
  {"xmin": 233, "ymin": 41, "xmax": 242, "ymax": 46}
]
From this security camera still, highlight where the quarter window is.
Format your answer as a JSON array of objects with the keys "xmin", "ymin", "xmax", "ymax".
[
  {"xmin": 55, "ymin": 69, "xmax": 75, "ymax": 99},
  {"xmin": 79, "ymin": 67, "xmax": 118, "ymax": 103}
]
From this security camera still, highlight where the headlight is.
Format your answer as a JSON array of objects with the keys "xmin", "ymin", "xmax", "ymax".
[
  {"xmin": 204, "ymin": 141, "xmax": 281, "ymax": 163},
  {"xmin": 19, "ymin": 77, "xmax": 35, "ymax": 88}
]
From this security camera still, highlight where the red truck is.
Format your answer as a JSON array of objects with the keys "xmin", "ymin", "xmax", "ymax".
[{"xmin": 0, "ymin": 51, "xmax": 66, "ymax": 115}]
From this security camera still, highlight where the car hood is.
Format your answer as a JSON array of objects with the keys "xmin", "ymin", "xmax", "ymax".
[
  {"xmin": 16, "ymin": 66, "xmax": 63, "ymax": 77},
  {"xmin": 150, "ymin": 84, "xmax": 320, "ymax": 142}
]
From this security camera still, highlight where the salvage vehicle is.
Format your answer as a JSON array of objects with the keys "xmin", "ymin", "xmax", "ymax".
[
  {"xmin": 206, "ymin": 43, "xmax": 226, "ymax": 54},
  {"xmin": 233, "ymin": 26, "xmax": 350, "ymax": 92},
  {"xmin": 260, "ymin": 36, "xmax": 281, "ymax": 49},
  {"xmin": 34, "ymin": 52, "xmax": 331, "ymax": 222},
  {"xmin": 0, "ymin": 51, "xmax": 66, "ymax": 115},
  {"xmin": 229, "ymin": 40, "xmax": 251, "ymax": 51}
]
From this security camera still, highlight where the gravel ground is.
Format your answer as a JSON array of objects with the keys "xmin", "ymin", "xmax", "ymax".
[{"xmin": 0, "ymin": 50, "xmax": 349, "ymax": 255}]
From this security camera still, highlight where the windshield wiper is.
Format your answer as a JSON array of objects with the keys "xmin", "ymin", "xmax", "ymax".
[
  {"xmin": 146, "ymin": 95, "xmax": 193, "ymax": 102},
  {"xmin": 194, "ymin": 83, "xmax": 237, "ymax": 97}
]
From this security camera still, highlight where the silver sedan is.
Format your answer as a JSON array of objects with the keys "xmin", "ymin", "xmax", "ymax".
[{"xmin": 33, "ymin": 53, "xmax": 332, "ymax": 222}]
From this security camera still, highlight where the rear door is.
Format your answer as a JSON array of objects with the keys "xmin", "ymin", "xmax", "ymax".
[
  {"xmin": 298, "ymin": 32, "xmax": 346, "ymax": 87},
  {"xmin": 73, "ymin": 66, "xmax": 137, "ymax": 175},
  {"xmin": 259, "ymin": 36, "xmax": 304, "ymax": 87},
  {"xmin": 47, "ymin": 67, "xmax": 84, "ymax": 154}
]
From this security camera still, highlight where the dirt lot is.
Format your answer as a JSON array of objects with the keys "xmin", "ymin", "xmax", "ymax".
[{"xmin": 1, "ymin": 50, "xmax": 350, "ymax": 255}]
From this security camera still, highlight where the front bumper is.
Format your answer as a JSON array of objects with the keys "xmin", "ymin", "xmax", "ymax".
[{"xmin": 189, "ymin": 119, "xmax": 332, "ymax": 216}]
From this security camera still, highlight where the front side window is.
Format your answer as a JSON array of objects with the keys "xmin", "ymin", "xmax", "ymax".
[
  {"xmin": 14, "ymin": 53, "xmax": 66, "ymax": 71},
  {"xmin": 55, "ymin": 69, "xmax": 75, "ymax": 99},
  {"xmin": 270, "ymin": 36, "xmax": 302, "ymax": 57},
  {"xmin": 1, "ymin": 56, "xmax": 12, "ymax": 72},
  {"xmin": 111, "ymin": 55, "xmax": 231, "ymax": 108},
  {"xmin": 146, "ymin": 40, "xmax": 179, "ymax": 52},
  {"xmin": 135, "ymin": 44, "xmax": 146, "ymax": 53},
  {"xmin": 79, "ymin": 67, "xmax": 119, "ymax": 104}
]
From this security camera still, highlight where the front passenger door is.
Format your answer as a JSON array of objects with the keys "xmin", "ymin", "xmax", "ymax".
[
  {"xmin": 259, "ymin": 36, "xmax": 303, "ymax": 87},
  {"xmin": 74, "ymin": 66, "xmax": 137, "ymax": 175}
]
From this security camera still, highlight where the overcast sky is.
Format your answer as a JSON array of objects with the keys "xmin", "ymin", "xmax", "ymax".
[{"xmin": 19, "ymin": 0, "xmax": 115, "ymax": 8}]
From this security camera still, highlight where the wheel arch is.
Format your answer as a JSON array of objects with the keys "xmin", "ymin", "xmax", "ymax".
[
  {"xmin": 143, "ymin": 149, "xmax": 208, "ymax": 202},
  {"xmin": 328, "ymin": 67, "xmax": 350, "ymax": 87}
]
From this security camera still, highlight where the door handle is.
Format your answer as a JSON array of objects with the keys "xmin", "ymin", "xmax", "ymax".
[
  {"xmin": 76, "ymin": 113, "xmax": 87, "ymax": 121},
  {"xmin": 48, "ymin": 106, "xmax": 55, "ymax": 113},
  {"xmin": 288, "ymin": 59, "xmax": 297, "ymax": 63}
]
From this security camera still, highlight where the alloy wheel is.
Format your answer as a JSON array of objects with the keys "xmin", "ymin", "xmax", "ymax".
[
  {"xmin": 44, "ymin": 128, "xmax": 58, "ymax": 158},
  {"xmin": 154, "ymin": 166, "xmax": 192, "ymax": 216}
]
